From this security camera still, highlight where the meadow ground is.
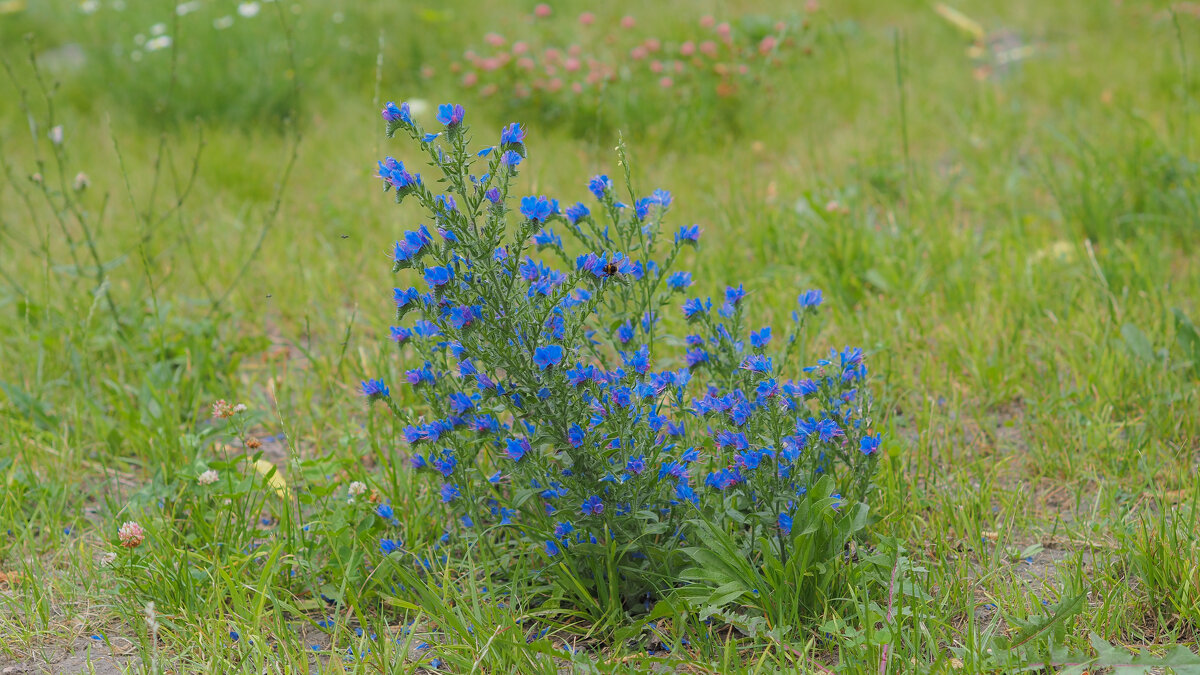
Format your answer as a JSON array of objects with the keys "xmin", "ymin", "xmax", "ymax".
[{"xmin": 1, "ymin": 0, "xmax": 1199, "ymax": 673}]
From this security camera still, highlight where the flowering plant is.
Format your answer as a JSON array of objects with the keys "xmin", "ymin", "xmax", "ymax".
[
  {"xmin": 419, "ymin": 9, "xmax": 822, "ymax": 141},
  {"xmin": 368, "ymin": 101, "xmax": 882, "ymax": 624}
]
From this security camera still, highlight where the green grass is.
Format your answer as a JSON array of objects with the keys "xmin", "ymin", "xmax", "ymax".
[{"xmin": 2, "ymin": 0, "xmax": 1199, "ymax": 672}]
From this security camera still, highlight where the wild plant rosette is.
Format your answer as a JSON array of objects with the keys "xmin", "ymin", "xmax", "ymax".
[{"xmin": 367, "ymin": 100, "xmax": 882, "ymax": 620}]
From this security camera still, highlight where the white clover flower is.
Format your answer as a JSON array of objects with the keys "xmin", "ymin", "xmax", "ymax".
[
  {"xmin": 213, "ymin": 15, "xmax": 233, "ymax": 29},
  {"xmin": 146, "ymin": 36, "xmax": 172, "ymax": 51},
  {"xmin": 111, "ymin": 0, "xmax": 125, "ymax": 10},
  {"xmin": 331, "ymin": 11, "xmax": 343, "ymax": 23},
  {"xmin": 73, "ymin": 172, "xmax": 89, "ymax": 191},
  {"xmin": 233, "ymin": 403, "xmax": 247, "ymax": 413},
  {"xmin": 48, "ymin": 126, "xmax": 63, "ymax": 145},
  {"xmin": 80, "ymin": 0, "xmax": 99, "ymax": 14},
  {"xmin": 150, "ymin": 22, "xmax": 166, "ymax": 36},
  {"xmin": 130, "ymin": 50, "xmax": 143, "ymax": 62},
  {"xmin": 175, "ymin": 1, "xmax": 201, "ymax": 16},
  {"xmin": 198, "ymin": 469, "xmax": 219, "ymax": 485},
  {"xmin": 237, "ymin": 1, "xmax": 259, "ymax": 18},
  {"xmin": 348, "ymin": 481, "xmax": 367, "ymax": 497},
  {"xmin": 133, "ymin": 33, "xmax": 146, "ymax": 46}
]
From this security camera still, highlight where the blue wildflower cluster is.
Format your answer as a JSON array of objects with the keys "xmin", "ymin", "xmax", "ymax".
[{"xmin": 364, "ymin": 101, "xmax": 882, "ymax": 601}]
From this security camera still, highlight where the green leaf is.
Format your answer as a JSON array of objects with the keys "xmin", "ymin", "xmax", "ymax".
[
  {"xmin": 1121, "ymin": 323, "xmax": 1154, "ymax": 362},
  {"xmin": 1174, "ymin": 308, "xmax": 1200, "ymax": 370}
]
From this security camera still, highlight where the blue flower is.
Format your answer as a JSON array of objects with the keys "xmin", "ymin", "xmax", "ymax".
[
  {"xmin": 685, "ymin": 348, "xmax": 709, "ymax": 368},
  {"xmin": 588, "ymin": 174, "xmax": 613, "ymax": 200},
  {"xmin": 431, "ymin": 450, "xmax": 457, "ymax": 477},
  {"xmin": 520, "ymin": 195, "xmax": 553, "ymax": 222},
  {"xmin": 567, "ymin": 424, "xmax": 585, "ymax": 448},
  {"xmin": 616, "ymin": 321, "xmax": 635, "ymax": 344},
  {"xmin": 750, "ymin": 327, "xmax": 772, "ymax": 349},
  {"xmin": 565, "ymin": 202, "xmax": 590, "ymax": 224},
  {"xmin": 625, "ymin": 455, "xmax": 646, "ymax": 475},
  {"xmin": 682, "ymin": 297, "xmax": 710, "ymax": 320},
  {"xmin": 460, "ymin": 514, "xmax": 474, "ymax": 528},
  {"xmin": 532, "ymin": 228, "xmax": 562, "ymax": 249},
  {"xmin": 379, "ymin": 538, "xmax": 402, "ymax": 555},
  {"xmin": 382, "ymin": 101, "xmax": 411, "ymax": 125},
  {"xmin": 377, "ymin": 158, "xmax": 422, "ymax": 195},
  {"xmin": 778, "ymin": 512, "xmax": 792, "ymax": 536},
  {"xmin": 724, "ymin": 284, "xmax": 747, "ymax": 308},
  {"xmin": 376, "ymin": 503, "xmax": 394, "ymax": 520},
  {"xmin": 361, "ymin": 379, "xmax": 389, "ymax": 399},
  {"xmin": 860, "ymin": 433, "xmax": 881, "ymax": 455},
  {"xmin": 436, "ymin": 103, "xmax": 465, "ymax": 127},
  {"xmin": 634, "ymin": 197, "xmax": 654, "ymax": 221},
  {"xmin": 501, "ymin": 150, "xmax": 522, "ymax": 168},
  {"xmin": 623, "ymin": 345, "xmax": 651, "ymax": 373},
  {"xmin": 485, "ymin": 187, "xmax": 502, "ymax": 204},
  {"xmin": 389, "ymin": 326, "xmax": 412, "ymax": 343},
  {"xmin": 667, "ymin": 271, "xmax": 692, "ymax": 291},
  {"xmin": 500, "ymin": 122, "xmax": 526, "ymax": 150},
  {"xmin": 675, "ymin": 224, "xmax": 701, "ymax": 246},
  {"xmin": 533, "ymin": 344, "xmax": 564, "ymax": 370},
  {"xmin": 797, "ymin": 289, "xmax": 823, "ymax": 308},
  {"xmin": 413, "ymin": 320, "xmax": 442, "ymax": 338},
  {"xmin": 544, "ymin": 539, "xmax": 560, "ymax": 556},
  {"xmin": 424, "ymin": 266, "xmax": 454, "ymax": 288},
  {"xmin": 651, "ymin": 188, "xmax": 672, "ymax": 207},
  {"xmin": 505, "ymin": 437, "xmax": 531, "ymax": 462},
  {"xmin": 580, "ymin": 495, "xmax": 604, "ymax": 516},
  {"xmin": 440, "ymin": 483, "xmax": 460, "ymax": 502}
]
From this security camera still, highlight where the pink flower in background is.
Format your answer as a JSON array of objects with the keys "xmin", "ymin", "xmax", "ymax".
[
  {"xmin": 699, "ymin": 15, "xmax": 715, "ymax": 28},
  {"xmin": 421, "ymin": 65, "xmax": 435, "ymax": 78},
  {"xmin": 775, "ymin": 21, "xmax": 786, "ymax": 32},
  {"xmin": 480, "ymin": 57, "xmax": 501, "ymax": 71},
  {"xmin": 738, "ymin": 64, "xmax": 748, "ymax": 74},
  {"xmin": 620, "ymin": 15, "xmax": 635, "ymax": 29},
  {"xmin": 534, "ymin": 3, "xmax": 551, "ymax": 18},
  {"xmin": 659, "ymin": 76, "xmax": 673, "ymax": 88},
  {"xmin": 480, "ymin": 83, "xmax": 499, "ymax": 97},
  {"xmin": 518, "ymin": 57, "xmax": 535, "ymax": 70},
  {"xmin": 564, "ymin": 57, "xmax": 581, "ymax": 72},
  {"xmin": 450, "ymin": 62, "xmax": 462, "ymax": 73},
  {"xmin": 462, "ymin": 72, "xmax": 478, "ymax": 86},
  {"xmin": 547, "ymin": 77, "xmax": 563, "ymax": 92},
  {"xmin": 759, "ymin": 36, "xmax": 777, "ymax": 54},
  {"xmin": 699, "ymin": 41, "xmax": 717, "ymax": 57},
  {"xmin": 716, "ymin": 22, "xmax": 731, "ymax": 38},
  {"xmin": 513, "ymin": 41, "xmax": 529, "ymax": 55},
  {"xmin": 674, "ymin": 61, "xmax": 684, "ymax": 73},
  {"xmin": 571, "ymin": 82, "xmax": 583, "ymax": 93},
  {"xmin": 680, "ymin": 41, "xmax": 695, "ymax": 56},
  {"xmin": 579, "ymin": 11, "xmax": 594, "ymax": 26},
  {"xmin": 585, "ymin": 71, "xmax": 601, "ymax": 85},
  {"xmin": 568, "ymin": 44, "xmax": 582, "ymax": 57},
  {"xmin": 630, "ymin": 46, "xmax": 648, "ymax": 60},
  {"xmin": 644, "ymin": 38, "xmax": 660, "ymax": 52},
  {"xmin": 485, "ymin": 32, "xmax": 506, "ymax": 47},
  {"xmin": 544, "ymin": 48, "xmax": 561, "ymax": 63},
  {"xmin": 544, "ymin": 64, "xmax": 558, "ymax": 76},
  {"xmin": 650, "ymin": 60, "xmax": 663, "ymax": 73}
]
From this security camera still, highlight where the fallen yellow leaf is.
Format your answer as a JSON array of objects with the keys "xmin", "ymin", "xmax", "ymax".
[{"xmin": 251, "ymin": 459, "xmax": 290, "ymax": 498}]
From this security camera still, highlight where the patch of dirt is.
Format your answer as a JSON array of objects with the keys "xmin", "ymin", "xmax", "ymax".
[{"xmin": 0, "ymin": 638, "xmax": 134, "ymax": 675}]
